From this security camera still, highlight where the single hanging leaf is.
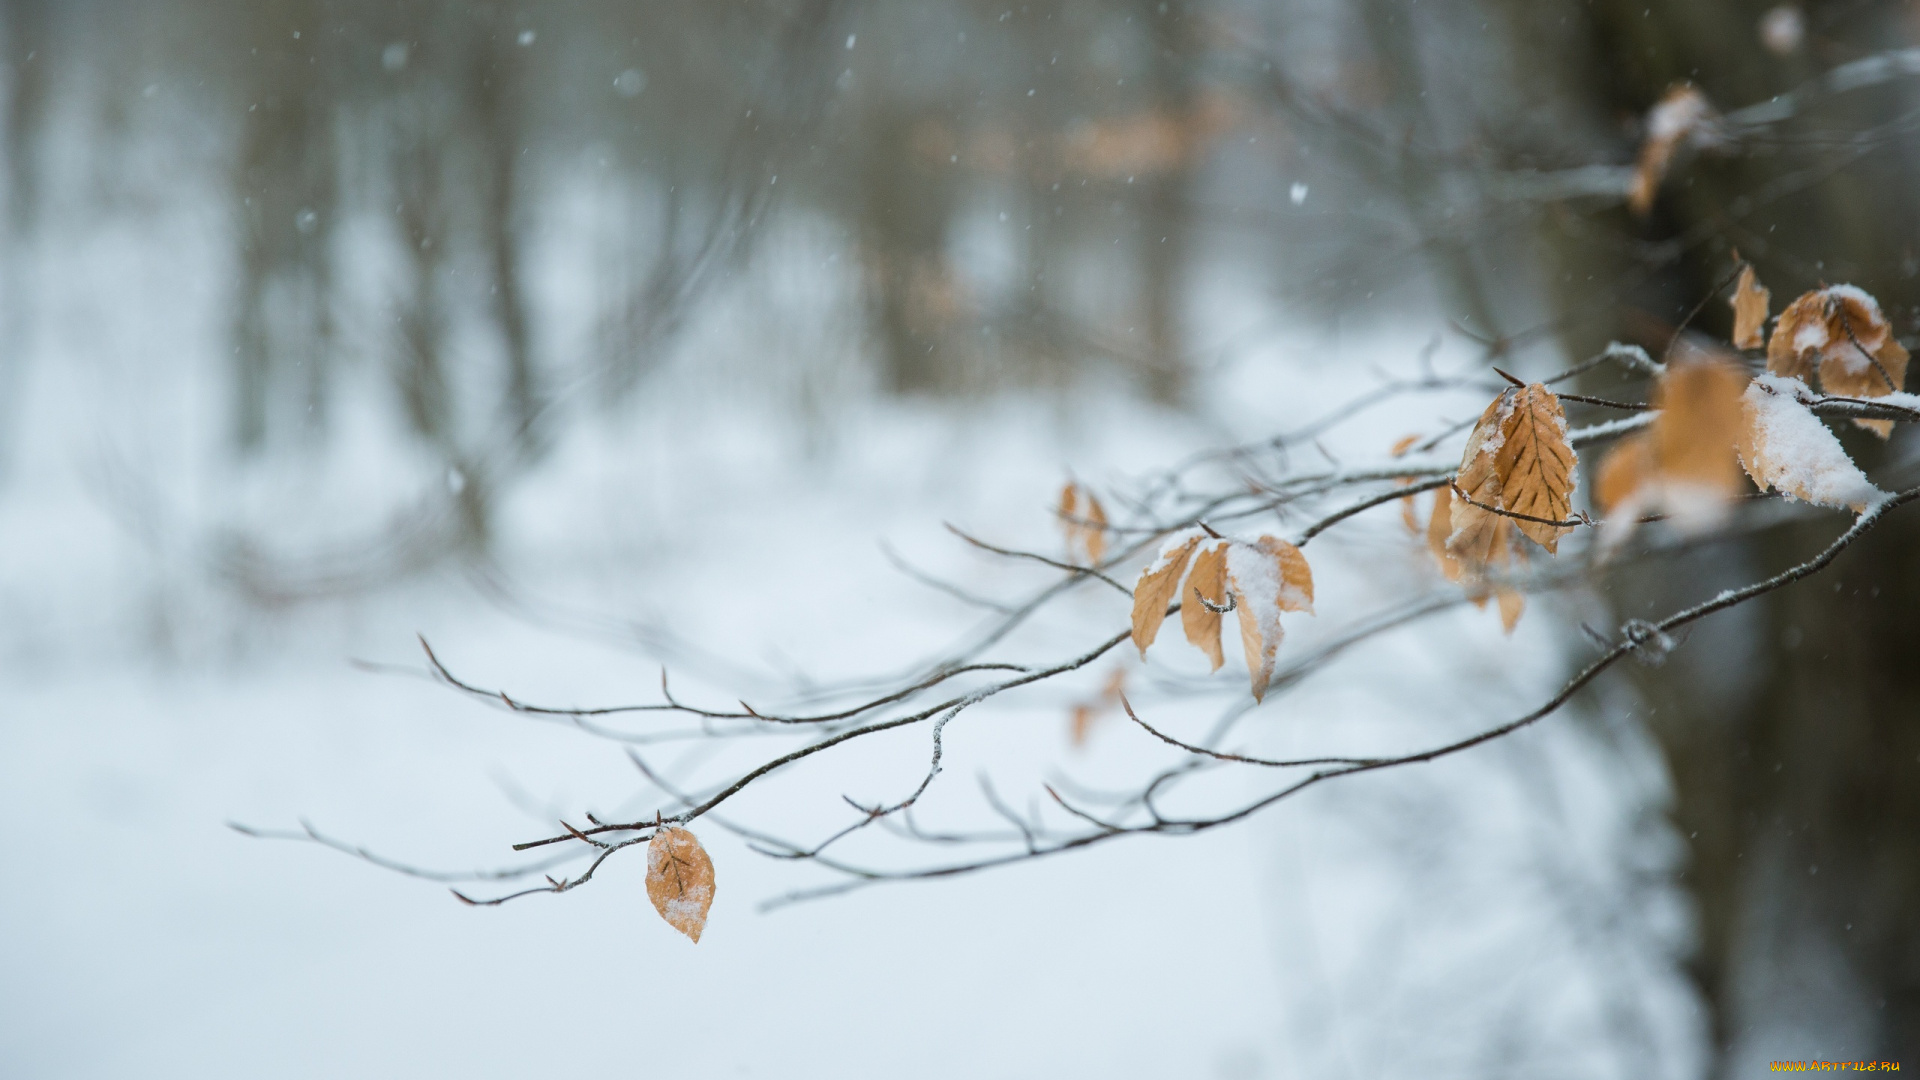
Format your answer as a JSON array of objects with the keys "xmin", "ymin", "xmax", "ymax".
[
  {"xmin": 1181, "ymin": 540, "xmax": 1229, "ymax": 671},
  {"xmin": 1447, "ymin": 382, "xmax": 1577, "ymax": 560},
  {"xmin": 646, "ymin": 826, "xmax": 715, "ymax": 943},
  {"xmin": 1083, "ymin": 493, "xmax": 1109, "ymax": 564},
  {"xmin": 1426, "ymin": 485, "xmax": 1463, "ymax": 581},
  {"xmin": 1730, "ymin": 263, "xmax": 1770, "ymax": 350},
  {"xmin": 1495, "ymin": 384, "xmax": 1577, "ymax": 552},
  {"xmin": 1256, "ymin": 535, "xmax": 1314, "ymax": 614},
  {"xmin": 1736, "ymin": 375, "xmax": 1884, "ymax": 511},
  {"xmin": 1130, "ymin": 533, "xmax": 1202, "ymax": 656}
]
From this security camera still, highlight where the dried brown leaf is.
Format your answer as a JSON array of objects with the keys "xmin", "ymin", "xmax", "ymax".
[
  {"xmin": 1447, "ymin": 383, "xmax": 1577, "ymax": 559},
  {"xmin": 1769, "ymin": 286, "xmax": 1901, "ymax": 431},
  {"xmin": 1130, "ymin": 534, "xmax": 1201, "ymax": 656},
  {"xmin": 1255, "ymin": 535, "xmax": 1314, "ymax": 614},
  {"xmin": 1736, "ymin": 377, "xmax": 1884, "ymax": 511},
  {"xmin": 1730, "ymin": 264, "xmax": 1770, "ymax": 350},
  {"xmin": 646, "ymin": 826, "xmax": 715, "ymax": 943},
  {"xmin": 1181, "ymin": 540, "xmax": 1229, "ymax": 672}
]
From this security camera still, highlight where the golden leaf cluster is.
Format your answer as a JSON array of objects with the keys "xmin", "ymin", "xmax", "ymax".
[
  {"xmin": 1130, "ymin": 531, "xmax": 1312, "ymax": 700},
  {"xmin": 646, "ymin": 826, "xmax": 716, "ymax": 943},
  {"xmin": 1058, "ymin": 481, "xmax": 1109, "ymax": 565},
  {"xmin": 1594, "ymin": 266, "xmax": 1898, "ymax": 539}
]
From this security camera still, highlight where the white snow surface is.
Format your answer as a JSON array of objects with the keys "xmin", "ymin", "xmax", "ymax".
[
  {"xmin": 0, "ymin": 180, "xmax": 1706, "ymax": 1077},
  {"xmin": 1741, "ymin": 375, "xmax": 1884, "ymax": 511}
]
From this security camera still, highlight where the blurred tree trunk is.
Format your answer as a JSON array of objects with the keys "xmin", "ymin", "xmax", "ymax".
[
  {"xmin": 858, "ymin": 106, "xmax": 961, "ymax": 394},
  {"xmin": 1136, "ymin": 0, "xmax": 1196, "ymax": 405},
  {"xmin": 1476, "ymin": 0, "xmax": 1920, "ymax": 1066},
  {"xmin": 231, "ymin": 0, "xmax": 338, "ymax": 451},
  {"xmin": 471, "ymin": 30, "xmax": 539, "ymax": 460}
]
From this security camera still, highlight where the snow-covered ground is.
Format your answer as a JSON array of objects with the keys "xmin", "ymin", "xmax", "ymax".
[{"xmin": 0, "ymin": 170, "xmax": 1706, "ymax": 1076}]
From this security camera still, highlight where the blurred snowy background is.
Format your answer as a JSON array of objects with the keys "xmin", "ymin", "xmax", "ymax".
[{"xmin": 5, "ymin": 1, "xmax": 1920, "ymax": 1076}]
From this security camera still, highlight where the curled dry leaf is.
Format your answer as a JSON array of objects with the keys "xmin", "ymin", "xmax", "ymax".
[
  {"xmin": 1730, "ymin": 264, "xmax": 1771, "ymax": 351},
  {"xmin": 1768, "ymin": 285, "xmax": 1908, "ymax": 436},
  {"xmin": 1131, "ymin": 533, "xmax": 1201, "ymax": 656},
  {"xmin": 646, "ymin": 826, "xmax": 716, "ymax": 943},
  {"xmin": 1447, "ymin": 382, "xmax": 1577, "ymax": 560},
  {"xmin": 1736, "ymin": 374, "xmax": 1884, "ymax": 512},
  {"xmin": 1181, "ymin": 539, "xmax": 1229, "ymax": 672},
  {"xmin": 1629, "ymin": 84, "xmax": 1720, "ymax": 217}
]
